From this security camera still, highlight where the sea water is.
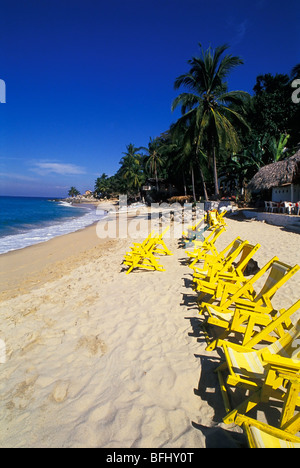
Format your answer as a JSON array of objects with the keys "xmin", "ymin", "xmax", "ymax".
[{"xmin": 0, "ymin": 196, "xmax": 106, "ymax": 254}]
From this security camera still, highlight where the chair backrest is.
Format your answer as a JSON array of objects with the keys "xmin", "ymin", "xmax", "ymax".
[
  {"xmin": 255, "ymin": 260, "xmax": 300, "ymax": 303},
  {"xmin": 203, "ymin": 225, "xmax": 225, "ymax": 245},
  {"xmin": 222, "ymin": 257, "xmax": 299, "ymax": 309},
  {"xmin": 210, "ymin": 238, "xmax": 247, "ymax": 272},
  {"xmin": 208, "ymin": 210, "xmax": 218, "ymax": 226},
  {"xmin": 234, "ymin": 243, "xmax": 261, "ymax": 274},
  {"xmin": 223, "ymin": 238, "xmax": 247, "ymax": 263},
  {"xmin": 266, "ymin": 319, "xmax": 300, "ymax": 360},
  {"xmin": 217, "ymin": 237, "xmax": 242, "ymax": 259}
]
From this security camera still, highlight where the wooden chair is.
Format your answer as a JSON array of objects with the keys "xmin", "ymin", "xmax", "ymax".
[
  {"xmin": 186, "ymin": 226, "xmax": 226, "ymax": 267},
  {"xmin": 199, "ymin": 258, "xmax": 300, "ymax": 350},
  {"xmin": 216, "ymin": 320, "xmax": 300, "ymax": 430},
  {"xmin": 194, "ymin": 241, "xmax": 260, "ymax": 302},
  {"xmin": 235, "ymin": 415, "xmax": 300, "ymax": 448}
]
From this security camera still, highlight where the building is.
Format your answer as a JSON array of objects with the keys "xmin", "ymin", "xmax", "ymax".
[{"xmin": 247, "ymin": 149, "xmax": 300, "ymax": 203}]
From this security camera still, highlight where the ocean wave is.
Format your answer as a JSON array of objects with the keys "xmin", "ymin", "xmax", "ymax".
[{"xmin": 0, "ymin": 208, "xmax": 107, "ymax": 254}]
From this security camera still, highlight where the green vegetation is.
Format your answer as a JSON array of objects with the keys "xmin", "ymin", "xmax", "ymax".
[
  {"xmin": 92, "ymin": 44, "xmax": 300, "ymax": 203},
  {"xmin": 68, "ymin": 186, "xmax": 80, "ymax": 197}
]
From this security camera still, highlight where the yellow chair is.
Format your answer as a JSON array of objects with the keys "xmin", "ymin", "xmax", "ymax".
[
  {"xmin": 192, "ymin": 236, "xmax": 245, "ymax": 274},
  {"xmin": 151, "ymin": 226, "xmax": 173, "ymax": 256},
  {"xmin": 216, "ymin": 319, "xmax": 300, "ymax": 429},
  {"xmin": 214, "ymin": 298, "xmax": 300, "ymax": 351},
  {"xmin": 129, "ymin": 227, "xmax": 172, "ymax": 256},
  {"xmin": 123, "ymin": 238, "xmax": 166, "ymax": 274},
  {"xmin": 129, "ymin": 230, "xmax": 155, "ymax": 251},
  {"xmin": 235, "ymin": 415, "xmax": 300, "ymax": 448},
  {"xmin": 187, "ymin": 226, "xmax": 226, "ymax": 267},
  {"xmin": 182, "ymin": 216, "xmax": 205, "ymax": 238},
  {"xmin": 200, "ymin": 258, "xmax": 300, "ymax": 338},
  {"xmin": 124, "ymin": 226, "xmax": 172, "ymax": 274},
  {"xmin": 195, "ymin": 242, "xmax": 261, "ymax": 307},
  {"xmin": 207, "ymin": 209, "xmax": 227, "ymax": 228}
]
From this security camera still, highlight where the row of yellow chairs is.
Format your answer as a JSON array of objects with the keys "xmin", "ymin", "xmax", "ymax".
[
  {"xmin": 123, "ymin": 226, "xmax": 172, "ymax": 274},
  {"xmin": 186, "ymin": 218, "xmax": 300, "ymax": 447},
  {"xmin": 181, "ymin": 209, "xmax": 227, "ymax": 248}
]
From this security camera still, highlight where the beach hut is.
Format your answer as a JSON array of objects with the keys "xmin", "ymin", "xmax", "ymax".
[{"xmin": 247, "ymin": 149, "xmax": 300, "ymax": 204}]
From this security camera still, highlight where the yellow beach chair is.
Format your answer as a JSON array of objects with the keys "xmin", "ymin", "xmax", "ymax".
[
  {"xmin": 187, "ymin": 226, "xmax": 226, "ymax": 267},
  {"xmin": 192, "ymin": 236, "xmax": 245, "ymax": 275},
  {"xmin": 216, "ymin": 319, "xmax": 300, "ymax": 429},
  {"xmin": 194, "ymin": 242, "xmax": 261, "ymax": 303},
  {"xmin": 182, "ymin": 216, "xmax": 205, "ymax": 238},
  {"xmin": 235, "ymin": 415, "xmax": 300, "ymax": 448},
  {"xmin": 200, "ymin": 257, "xmax": 300, "ymax": 335},
  {"xmin": 214, "ymin": 298, "xmax": 300, "ymax": 351},
  {"xmin": 151, "ymin": 226, "xmax": 173, "ymax": 256},
  {"xmin": 192, "ymin": 237, "xmax": 256, "ymax": 285},
  {"xmin": 123, "ymin": 238, "xmax": 165, "ymax": 274},
  {"xmin": 207, "ymin": 209, "xmax": 227, "ymax": 228}
]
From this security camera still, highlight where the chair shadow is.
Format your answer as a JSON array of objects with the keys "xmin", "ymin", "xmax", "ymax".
[{"xmin": 191, "ymin": 422, "xmax": 247, "ymax": 448}]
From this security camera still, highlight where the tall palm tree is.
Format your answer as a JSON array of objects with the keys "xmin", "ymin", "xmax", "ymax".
[
  {"xmin": 94, "ymin": 173, "xmax": 109, "ymax": 197},
  {"xmin": 143, "ymin": 137, "xmax": 165, "ymax": 191},
  {"xmin": 119, "ymin": 143, "xmax": 145, "ymax": 194},
  {"xmin": 172, "ymin": 44, "xmax": 250, "ymax": 197},
  {"xmin": 170, "ymin": 120, "xmax": 209, "ymax": 201},
  {"xmin": 68, "ymin": 186, "xmax": 80, "ymax": 197}
]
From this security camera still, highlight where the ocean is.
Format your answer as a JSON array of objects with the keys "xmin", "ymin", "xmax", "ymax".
[{"xmin": 0, "ymin": 196, "xmax": 106, "ymax": 254}]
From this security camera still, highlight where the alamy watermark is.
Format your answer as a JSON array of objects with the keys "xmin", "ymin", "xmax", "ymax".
[
  {"xmin": 292, "ymin": 79, "xmax": 300, "ymax": 104},
  {"xmin": 95, "ymin": 195, "xmax": 208, "ymax": 240}
]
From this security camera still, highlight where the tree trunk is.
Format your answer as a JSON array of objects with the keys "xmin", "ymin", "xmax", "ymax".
[
  {"xmin": 183, "ymin": 172, "xmax": 187, "ymax": 196},
  {"xmin": 213, "ymin": 146, "xmax": 219, "ymax": 198},
  {"xmin": 198, "ymin": 162, "xmax": 208, "ymax": 201},
  {"xmin": 155, "ymin": 162, "xmax": 159, "ymax": 192},
  {"xmin": 191, "ymin": 166, "xmax": 196, "ymax": 202},
  {"xmin": 195, "ymin": 138, "xmax": 208, "ymax": 201}
]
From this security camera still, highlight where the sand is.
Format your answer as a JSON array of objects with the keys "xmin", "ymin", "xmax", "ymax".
[{"xmin": 0, "ymin": 207, "xmax": 299, "ymax": 448}]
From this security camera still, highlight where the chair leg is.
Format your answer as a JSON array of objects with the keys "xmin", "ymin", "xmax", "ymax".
[
  {"xmin": 280, "ymin": 380, "xmax": 300, "ymax": 430},
  {"xmin": 223, "ymin": 389, "xmax": 262, "ymax": 425}
]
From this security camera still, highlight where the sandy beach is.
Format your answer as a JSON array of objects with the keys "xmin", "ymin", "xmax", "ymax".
[{"xmin": 0, "ymin": 207, "xmax": 299, "ymax": 448}]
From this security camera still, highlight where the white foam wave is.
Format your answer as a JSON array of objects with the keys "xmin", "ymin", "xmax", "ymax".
[{"xmin": 0, "ymin": 208, "xmax": 107, "ymax": 254}]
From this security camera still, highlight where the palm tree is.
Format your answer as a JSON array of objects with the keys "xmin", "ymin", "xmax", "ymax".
[
  {"xmin": 172, "ymin": 43, "xmax": 250, "ymax": 198},
  {"xmin": 68, "ymin": 186, "xmax": 80, "ymax": 197},
  {"xmin": 291, "ymin": 64, "xmax": 300, "ymax": 80},
  {"xmin": 143, "ymin": 137, "xmax": 165, "ymax": 191},
  {"xmin": 119, "ymin": 143, "xmax": 145, "ymax": 194},
  {"xmin": 170, "ymin": 120, "xmax": 209, "ymax": 201},
  {"xmin": 94, "ymin": 173, "xmax": 109, "ymax": 197}
]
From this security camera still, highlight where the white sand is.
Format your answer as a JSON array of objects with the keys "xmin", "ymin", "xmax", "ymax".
[{"xmin": 0, "ymin": 212, "xmax": 299, "ymax": 448}]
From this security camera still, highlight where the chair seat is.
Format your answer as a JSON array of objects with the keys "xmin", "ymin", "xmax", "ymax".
[
  {"xmin": 249, "ymin": 425, "xmax": 300, "ymax": 448},
  {"xmin": 227, "ymin": 346, "xmax": 266, "ymax": 379}
]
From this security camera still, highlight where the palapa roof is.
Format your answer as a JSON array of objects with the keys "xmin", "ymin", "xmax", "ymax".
[{"xmin": 247, "ymin": 149, "xmax": 300, "ymax": 192}]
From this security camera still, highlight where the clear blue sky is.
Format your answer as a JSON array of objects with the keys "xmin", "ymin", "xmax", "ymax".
[{"xmin": 0, "ymin": 0, "xmax": 299, "ymax": 197}]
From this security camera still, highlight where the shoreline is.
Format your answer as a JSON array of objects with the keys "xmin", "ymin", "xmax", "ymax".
[
  {"xmin": 0, "ymin": 199, "xmax": 109, "ymax": 256},
  {"xmin": 0, "ymin": 201, "xmax": 117, "ymax": 301}
]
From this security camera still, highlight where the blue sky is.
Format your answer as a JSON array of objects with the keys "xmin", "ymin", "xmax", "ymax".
[{"xmin": 0, "ymin": 0, "xmax": 299, "ymax": 197}]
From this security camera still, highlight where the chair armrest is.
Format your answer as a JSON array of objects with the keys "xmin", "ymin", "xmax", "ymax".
[{"xmin": 262, "ymin": 350, "xmax": 300, "ymax": 371}]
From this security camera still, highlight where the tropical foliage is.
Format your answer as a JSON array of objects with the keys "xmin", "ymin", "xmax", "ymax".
[
  {"xmin": 68, "ymin": 186, "xmax": 80, "ymax": 197},
  {"xmin": 90, "ymin": 46, "xmax": 299, "ymax": 202}
]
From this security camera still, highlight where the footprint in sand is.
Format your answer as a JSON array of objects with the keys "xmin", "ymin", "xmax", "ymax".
[
  {"xmin": 76, "ymin": 335, "xmax": 107, "ymax": 356},
  {"xmin": 50, "ymin": 380, "xmax": 69, "ymax": 403}
]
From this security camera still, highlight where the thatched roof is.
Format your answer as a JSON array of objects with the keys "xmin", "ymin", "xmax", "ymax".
[{"xmin": 247, "ymin": 150, "xmax": 300, "ymax": 192}]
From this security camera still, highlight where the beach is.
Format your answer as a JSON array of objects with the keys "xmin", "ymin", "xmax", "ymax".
[{"xmin": 0, "ymin": 207, "xmax": 299, "ymax": 448}]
